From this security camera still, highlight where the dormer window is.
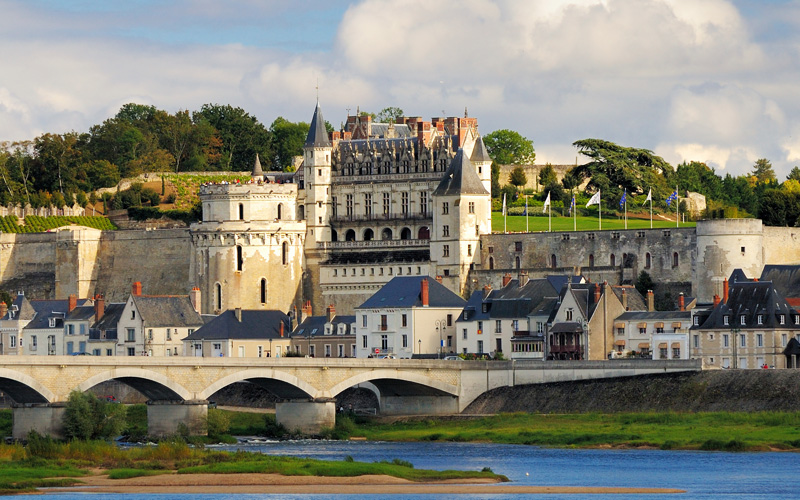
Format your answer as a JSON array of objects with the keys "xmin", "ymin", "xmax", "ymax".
[
  {"xmin": 779, "ymin": 315, "xmax": 786, "ymax": 325},
  {"xmin": 723, "ymin": 316, "xmax": 729, "ymax": 326},
  {"xmin": 795, "ymin": 316, "xmax": 800, "ymax": 325},
  {"xmin": 49, "ymin": 318, "xmax": 56, "ymax": 328},
  {"xmin": 693, "ymin": 316, "xmax": 699, "ymax": 326},
  {"xmin": 757, "ymin": 314, "xmax": 763, "ymax": 325},
  {"xmin": 740, "ymin": 315, "xmax": 746, "ymax": 325}
]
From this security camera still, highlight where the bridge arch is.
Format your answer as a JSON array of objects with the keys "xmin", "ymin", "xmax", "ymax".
[
  {"xmin": 77, "ymin": 368, "xmax": 193, "ymax": 401},
  {"xmin": 325, "ymin": 369, "xmax": 459, "ymax": 400},
  {"xmin": 198, "ymin": 368, "xmax": 318, "ymax": 401},
  {"xmin": 0, "ymin": 368, "xmax": 55, "ymax": 404}
]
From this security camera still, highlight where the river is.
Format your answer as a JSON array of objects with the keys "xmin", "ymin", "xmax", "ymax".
[{"xmin": 23, "ymin": 440, "xmax": 800, "ymax": 499}]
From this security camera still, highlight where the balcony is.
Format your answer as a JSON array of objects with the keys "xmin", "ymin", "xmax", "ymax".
[
  {"xmin": 318, "ymin": 238, "xmax": 429, "ymax": 251},
  {"xmin": 331, "ymin": 211, "xmax": 432, "ymax": 223}
]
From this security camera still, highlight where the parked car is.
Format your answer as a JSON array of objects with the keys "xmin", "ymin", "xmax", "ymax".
[
  {"xmin": 443, "ymin": 355, "xmax": 463, "ymax": 361},
  {"xmin": 377, "ymin": 354, "xmax": 397, "ymax": 359}
]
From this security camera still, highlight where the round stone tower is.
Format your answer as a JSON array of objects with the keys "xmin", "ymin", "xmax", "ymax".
[{"xmin": 695, "ymin": 219, "xmax": 763, "ymax": 303}]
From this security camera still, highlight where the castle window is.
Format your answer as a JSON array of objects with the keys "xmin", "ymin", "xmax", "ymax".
[
  {"xmin": 363, "ymin": 228, "xmax": 374, "ymax": 241},
  {"xmin": 383, "ymin": 192, "xmax": 390, "ymax": 215},
  {"xmin": 442, "ymin": 202, "xmax": 449, "ymax": 215},
  {"xmin": 475, "ymin": 225, "xmax": 479, "ymax": 237},
  {"xmin": 318, "ymin": 168, "xmax": 322, "ymax": 176},
  {"xmin": 551, "ymin": 254, "xmax": 556, "ymax": 268},
  {"xmin": 672, "ymin": 252, "xmax": 679, "ymax": 268},
  {"xmin": 277, "ymin": 203, "xmax": 283, "ymax": 220},
  {"xmin": 489, "ymin": 257, "xmax": 494, "ymax": 270},
  {"xmin": 215, "ymin": 283, "xmax": 222, "ymax": 311},
  {"xmin": 589, "ymin": 254, "xmax": 594, "ymax": 268},
  {"xmin": 346, "ymin": 194, "xmax": 354, "ymax": 217},
  {"xmin": 443, "ymin": 245, "xmax": 450, "ymax": 257},
  {"xmin": 587, "ymin": 233, "xmax": 595, "ymax": 240},
  {"xmin": 382, "ymin": 228, "xmax": 392, "ymax": 240},
  {"xmin": 488, "ymin": 246, "xmax": 493, "ymax": 253},
  {"xmin": 610, "ymin": 254, "xmax": 616, "ymax": 267},
  {"xmin": 637, "ymin": 231, "xmax": 645, "ymax": 238},
  {"xmin": 364, "ymin": 193, "xmax": 372, "ymax": 217},
  {"xmin": 469, "ymin": 202, "xmax": 475, "ymax": 213},
  {"xmin": 645, "ymin": 253, "xmax": 651, "ymax": 269},
  {"xmin": 516, "ymin": 256, "xmax": 521, "ymax": 269},
  {"xmin": 260, "ymin": 278, "xmax": 267, "ymax": 304},
  {"xmin": 345, "ymin": 229, "xmax": 355, "ymax": 241},
  {"xmin": 420, "ymin": 192, "xmax": 428, "ymax": 214},
  {"xmin": 331, "ymin": 196, "xmax": 337, "ymax": 217},
  {"xmin": 282, "ymin": 242, "xmax": 288, "ymax": 265},
  {"xmin": 238, "ymin": 203, "xmax": 244, "ymax": 220},
  {"xmin": 467, "ymin": 244, "xmax": 472, "ymax": 256},
  {"xmin": 401, "ymin": 192, "xmax": 409, "ymax": 214},
  {"xmin": 515, "ymin": 241, "xmax": 522, "ymax": 251},
  {"xmin": 401, "ymin": 227, "xmax": 411, "ymax": 240},
  {"xmin": 442, "ymin": 225, "xmax": 450, "ymax": 237},
  {"xmin": 236, "ymin": 245, "xmax": 243, "ymax": 271}
]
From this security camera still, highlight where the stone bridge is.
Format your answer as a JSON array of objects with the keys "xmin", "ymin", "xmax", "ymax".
[{"xmin": 0, "ymin": 356, "xmax": 700, "ymax": 438}]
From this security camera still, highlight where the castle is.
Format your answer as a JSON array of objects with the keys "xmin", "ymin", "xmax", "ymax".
[{"xmin": 2, "ymin": 103, "xmax": 800, "ymax": 316}]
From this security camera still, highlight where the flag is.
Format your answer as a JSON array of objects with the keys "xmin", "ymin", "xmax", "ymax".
[
  {"xmin": 542, "ymin": 192, "xmax": 550, "ymax": 213},
  {"xmin": 523, "ymin": 196, "xmax": 528, "ymax": 216},
  {"xmin": 619, "ymin": 189, "xmax": 627, "ymax": 209},
  {"xmin": 586, "ymin": 190, "xmax": 601, "ymax": 207},
  {"xmin": 568, "ymin": 195, "xmax": 575, "ymax": 215},
  {"xmin": 642, "ymin": 188, "xmax": 652, "ymax": 205},
  {"xmin": 502, "ymin": 193, "xmax": 506, "ymax": 215},
  {"xmin": 666, "ymin": 190, "xmax": 678, "ymax": 207}
]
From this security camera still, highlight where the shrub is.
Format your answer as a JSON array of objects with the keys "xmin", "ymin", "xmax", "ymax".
[
  {"xmin": 206, "ymin": 409, "xmax": 231, "ymax": 440},
  {"xmin": 63, "ymin": 391, "xmax": 127, "ymax": 441}
]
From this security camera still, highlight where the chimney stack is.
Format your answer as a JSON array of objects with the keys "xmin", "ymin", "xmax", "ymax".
[
  {"xmin": 679, "ymin": 293, "xmax": 685, "ymax": 312},
  {"xmin": 621, "ymin": 288, "xmax": 628, "ymax": 310},
  {"xmin": 190, "ymin": 287, "xmax": 201, "ymax": 314},
  {"xmin": 68, "ymin": 294, "xmax": 77, "ymax": 313},
  {"xmin": 502, "ymin": 273, "xmax": 512, "ymax": 287},
  {"xmin": 723, "ymin": 278, "xmax": 729, "ymax": 304},
  {"xmin": 483, "ymin": 284, "xmax": 492, "ymax": 299},
  {"xmin": 518, "ymin": 271, "xmax": 529, "ymax": 287},
  {"xmin": 132, "ymin": 281, "xmax": 142, "ymax": 297},
  {"xmin": 301, "ymin": 300, "xmax": 312, "ymax": 322},
  {"xmin": 647, "ymin": 290, "xmax": 655, "ymax": 312},
  {"xmin": 326, "ymin": 304, "xmax": 336, "ymax": 322},
  {"xmin": 94, "ymin": 294, "xmax": 105, "ymax": 322},
  {"xmin": 235, "ymin": 307, "xmax": 242, "ymax": 322},
  {"xmin": 0, "ymin": 301, "xmax": 7, "ymax": 319},
  {"xmin": 280, "ymin": 320, "xmax": 285, "ymax": 338},
  {"xmin": 421, "ymin": 278, "xmax": 430, "ymax": 307},
  {"xmin": 713, "ymin": 294, "xmax": 721, "ymax": 307},
  {"xmin": 435, "ymin": 275, "xmax": 443, "ymax": 284}
]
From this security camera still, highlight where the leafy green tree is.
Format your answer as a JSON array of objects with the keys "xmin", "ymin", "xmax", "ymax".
[
  {"xmin": 544, "ymin": 181, "xmax": 565, "ymax": 204},
  {"xmin": 483, "ymin": 129, "xmax": 535, "ymax": 165},
  {"xmin": 509, "ymin": 165, "xmax": 527, "ymax": 189},
  {"xmin": 63, "ymin": 390, "xmax": 125, "ymax": 440},
  {"xmin": 491, "ymin": 163, "xmax": 501, "ymax": 198},
  {"xmin": 538, "ymin": 164, "xmax": 557, "ymax": 189},
  {"xmin": 376, "ymin": 107, "xmax": 404, "ymax": 123},
  {"xmin": 635, "ymin": 270, "xmax": 655, "ymax": 298},
  {"xmin": 269, "ymin": 117, "xmax": 310, "ymax": 171},
  {"xmin": 561, "ymin": 168, "xmax": 581, "ymax": 191},
  {"xmin": 787, "ymin": 166, "xmax": 800, "ymax": 182},
  {"xmin": 196, "ymin": 104, "xmax": 272, "ymax": 171},
  {"xmin": 759, "ymin": 189, "xmax": 787, "ymax": 225},
  {"xmin": 750, "ymin": 158, "xmax": 776, "ymax": 183}
]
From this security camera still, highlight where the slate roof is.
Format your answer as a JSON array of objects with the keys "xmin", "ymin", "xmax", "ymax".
[
  {"xmin": 692, "ymin": 280, "xmax": 800, "ymax": 331},
  {"xmin": 616, "ymin": 311, "xmax": 692, "ymax": 321},
  {"xmin": 358, "ymin": 276, "xmax": 466, "ymax": 309},
  {"xmin": 185, "ymin": 310, "xmax": 291, "ymax": 340},
  {"xmin": 469, "ymin": 136, "xmax": 492, "ymax": 163},
  {"xmin": 292, "ymin": 315, "xmax": 356, "ymax": 338},
  {"xmin": 2, "ymin": 293, "xmax": 36, "ymax": 321},
  {"xmin": 66, "ymin": 305, "xmax": 96, "ymax": 322},
  {"xmin": 432, "ymin": 148, "xmax": 489, "ymax": 197},
  {"xmin": 24, "ymin": 299, "xmax": 91, "ymax": 330},
  {"xmin": 132, "ymin": 296, "xmax": 204, "ymax": 328},
  {"xmin": 611, "ymin": 286, "xmax": 647, "ymax": 311},
  {"xmin": 369, "ymin": 123, "xmax": 414, "ymax": 138},
  {"xmin": 459, "ymin": 276, "xmax": 568, "ymax": 322},
  {"xmin": 760, "ymin": 265, "xmax": 800, "ymax": 301},
  {"xmin": 90, "ymin": 303, "xmax": 126, "ymax": 340},
  {"xmin": 305, "ymin": 102, "xmax": 331, "ymax": 147},
  {"xmin": 252, "ymin": 153, "xmax": 264, "ymax": 177},
  {"xmin": 458, "ymin": 291, "xmax": 490, "ymax": 322}
]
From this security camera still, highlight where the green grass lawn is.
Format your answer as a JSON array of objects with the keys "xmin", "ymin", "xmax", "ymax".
[{"xmin": 491, "ymin": 213, "xmax": 696, "ymax": 233}]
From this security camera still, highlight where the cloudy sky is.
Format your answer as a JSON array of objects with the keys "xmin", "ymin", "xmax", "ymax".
[{"xmin": 1, "ymin": 0, "xmax": 799, "ymax": 178}]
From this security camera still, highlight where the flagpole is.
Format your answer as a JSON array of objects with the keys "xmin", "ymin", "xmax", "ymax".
[
  {"xmin": 503, "ymin": 193, "xmax": 507, "ymax": 234},
  {"xmin": 573, "ymin": 192, "xmax": 577, "ymax": 232},
  {"xmin": 549, "ymin": 202, "xmax": 552, "ymax": 233},
  {"xmin": 675, "ymin": 185, "xmax": 679, "ymax": 228},
  {"xmin": 624, "ymin": 190, "xmax": 628, "ymax": 230},
  {"xmin": 650, "ymin": 195, "xmax": 653, "ymax": 229},
  {"xmin": 525, "ymin": 195, "xmax": 529, "ymax": 233},
  {"xmin": 599, "ymin": 190, "xmax": 602, "ymax": 231}
]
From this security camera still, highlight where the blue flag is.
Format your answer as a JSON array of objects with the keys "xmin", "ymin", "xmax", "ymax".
[
  {"xmin": 666, "ymin": 190, "xmax": 678, "ymax": 207},
  {"xmin": 568, "ymin": 195, "xmax": 575, "ymax": 215},
  {"xmin": 619, "ymin": 189, "xmax": 627, "ymax": 209}
]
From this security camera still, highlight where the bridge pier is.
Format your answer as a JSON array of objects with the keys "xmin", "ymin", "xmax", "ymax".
[
  {"xmin": 147, "ymin": 400, "xmax": 208, "ymax": 437},
  {"xmin": 380, "ymin": 395, "xmax": 459, "ymax": 416},
  {"xmin": 12, "ymin": 403, "xmax": 67, "ymax": 440},
  {"xmin": 275, "ymin": 398, "xmax": 336, "ymax": 435}
]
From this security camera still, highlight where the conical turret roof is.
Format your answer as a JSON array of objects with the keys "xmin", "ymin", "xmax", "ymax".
[
  {"xmin": 251, "ymin": 154, "xmax": 264, "ymax": 177},
  {"xmin": 470, "ymin": 136, "xmax": 492, "ymax": 163},
  {"xmin": 433, "ymin": 149, "xmax": 489, "ymax": 197},
  {"xmin": 305, "ymin": 102, "xmax": 331, "ymax": 148}
]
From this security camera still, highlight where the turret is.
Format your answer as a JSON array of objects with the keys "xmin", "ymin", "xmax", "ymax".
[
  {"xmin": 470, "ymin": 136, "xmax": 493, "ymax": 195},
  {"xmin": 303, "ymin": 102, "xmax": 333, "ymax": 248}
]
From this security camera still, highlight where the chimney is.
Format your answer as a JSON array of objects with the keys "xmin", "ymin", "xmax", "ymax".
[
  {"xmin": 723, "ymin": 278, "xmax": 729, "ymax": 304},
  {"xmin": 483, "ymin": 284, "xmax": 492, "ymax": 299},
  {"xmin": 94, "ymin": 294, "xmax": 105, "ymax": 322},
  {"xmin": 0, "ymin": 301, "xmax": 7, "ymax": 319},
  {"xmin": 421, "ymin": 278, "xmax": 430, "ymax": 307},
  {"xmin": 68, "ymin": 294, "xmax": 77, "ymax": 313},
  {"xmin": 435, "ymin": 275, "xmax": 443, "ymax": 284},
  {"xmin": 301, "ymin": 300, "xmax": 312, "ymax": 322},
  {"xmin": 713, "ymin": 294, "xmax": 721, "ymax": 308},
  {"xmin": 132, "ymin": 281, "xmax": 142, "ymax": 297},
  {"xmin": 621, "ymin": 288, "xmax": 628, "ymax": 310},
  {"xmin": 190, "ymin": 287, "xmax": 201, "ymax": 314},
  {"xmin": 679, "ymin": 293, "xmax": 685, "ymax": 312},
  {"xmin": 647, "ymin": 290, "xmax": 655, "ymax": 312},
  {"xmin": 235, "ymin": 307, "xmax": 242, "ymax": 322},
  {"xmin": 518, "ymin": 271, "xmax": 529, "ymax": 287},
  {"xmin": 326, "ymin": 304, "xmax": 336, "ymax": 322},
  {"xmin": 502, "ymin": 273, "xmax": 512, "ymax": 287},
  {"xmin": 280, "ymin": 320, "xmax": 285, "ymax": 338}
]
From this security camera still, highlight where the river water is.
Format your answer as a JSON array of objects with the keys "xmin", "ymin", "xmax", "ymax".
[{"xmin": 24, "ymin": 440, "xmax": 800, "ymax": 499}]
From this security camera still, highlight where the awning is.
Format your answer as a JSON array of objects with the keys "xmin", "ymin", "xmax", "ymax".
[
  {"xmin": 638, "ymin": 342, "xmax": 650, "ymax": 349},
  {"xmin": 615, "ymin": 340, "xmax": 626, "ymax": 346},
  {"xmin": 614, "ymin": 322, "xmax": 625, "ymax": 328},
  {"xmin": 655, "ymin": 322, "xmax": 665, "ymax": 328},
  {"xmin": 671, "ymin": 342, "xmax": 681, "ymax": 348},
  {"xmin": 637, "ymin": 322, "xmax": 647, "ymax": 328},
  {"xmin": 672, "ymin": 322, "xmax": 682, "ymax": 328},
  {"xmin": 658, "ymin": 342, "xmax": 667, "ymax": 349}
]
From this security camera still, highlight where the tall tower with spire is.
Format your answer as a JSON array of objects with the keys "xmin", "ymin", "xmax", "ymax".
[{"xmin": 303, "ymin": 102, "xmax": 333, "ymax": 250}]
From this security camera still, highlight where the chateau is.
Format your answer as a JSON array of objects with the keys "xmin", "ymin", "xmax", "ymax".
[{"xmin": 2, "ymin": 103, "xmax": 800, "ymax": 319}]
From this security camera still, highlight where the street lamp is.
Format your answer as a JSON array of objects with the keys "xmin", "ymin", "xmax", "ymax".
[{"xmin": 435, "ymin": 319, "xmax": 445, "ymax": 359}]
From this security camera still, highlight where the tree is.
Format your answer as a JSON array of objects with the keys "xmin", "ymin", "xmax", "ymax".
[
  {"xmin": 491, "ymin": 164, "xmax": 501, "ymax": 198},
  {"xmin": 269, "ymin": 117, "xmax": 310, "ymax": 171},
  {"xmin": 63, "ymin": 390, "xmax": 126, "ymax": 440},
  {"xmin": 196, "ymin": 104, "xmax": 272, "ymax": 171},
  {"xmin": 561, "ymin": 168, "xmax": 581, "ymax": 191},
  {"xmin": 635, "ymin": 270, "xmax": 655, "ymax": 298},
  {"xmin": 750, "ymin": 158, "xmax": 776, "ymax": 183},
  {"xmin": 508, "ymin": 165, "xmax": 527, "ymax": 189},
  {"xmin": 759, "ymin": 189, "xmax": 788, "ymax": 226},
  {"xmin": 483, "ymin": 129, "xmax": 535, "ymax": 165},
  {"xmin": 538, "ymin": 164, "xmax": 557, "ymax": 189},
  {"xmin": 787, "ymin": 166, "xmax": 800, "ymax": 182},
  {"xmin": 376, "ymin": 107, "xmax": 404, "ymax": 123}
]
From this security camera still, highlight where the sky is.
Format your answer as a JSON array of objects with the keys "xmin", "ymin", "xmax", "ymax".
[{"xmin": 1, "ymin": 0, "xmax": 799, "ymax": 178}]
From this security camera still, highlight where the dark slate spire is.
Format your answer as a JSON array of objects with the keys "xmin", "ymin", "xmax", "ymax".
[
  {"xmin": 433, "ymin": 149, "xmax": 490, "ymax": 197},
  {"xmin": 470, "ymin": 136, "xmax": 492, "ymax": 163},
  {"xmin": 251, "ymin": 154, "xmax": 264, "ymax": 177},
  {"xmin": 305, "ymin": 101, "xmax": 331, "ymax": 148}
]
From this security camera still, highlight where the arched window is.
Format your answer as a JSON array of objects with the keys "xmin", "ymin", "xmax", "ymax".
[
  {"xmin": 673, "ymin": 252, "xmax": 679, "ymax": 268},
  {"xmin": 299, "ymin": 205, "xmax": 305, "ymax": 220},
  {"xmin": 238, "ymin": 203, "xmax": 244, "ymax": 220},
  {"xmin": 363, "ymin": 228, "xmax": 374, "ymax": 241},
  {"xmin": 418, "ymin": 226, "xmax": 430, "ymax": 239},
  {"xmin": 401, "ymin": 227, "xmax": 411, "ymax": 240},
  {"xmin": 551, "ymin": 254, "xmax": 557, "ymax": 269},
  {"xmin": 215, "ymin": 283, "xmax": 222, "ymax": 311},
  {"xmin": 260, "ymin": 278, "xmax": 267, "ymax": 304},
  {"xmin": 489, "ymin": 257, "xmax": 494, "ymax": 270},
  {"xmin": 515, "ymin": 256, "xmax": 521, "ymax": 269},
  {"xmin": 645, "ymin": 252, "xmax": 651, "ymax": 269},
  {"xmin": 345, "ymin": 229, "xmax": 355, "ymax": 241},
  {"xmin": 331, "ymin": 229, "xmax": 338, "ymax": 242},
  {"xmin": 610, "ymin": 254, "xmax": 616, "ymax": 267},
  {"xmin": 236, "ymin": 245, "xmax": 243, "ymax": 271},
  {"xmin": 282, "ymin": 241, "xmax": 288, "ymax": 265},
  {"xmin": 589, "ymin": 254, "xmax": 594, "ymax": 268},
  {"xmin": 381, "ymin": 228, "xmax": 392, "ymax": 240},
  {"xmin": 277, "ymin": 203, "xmax": 283, "ymax": 220}
]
